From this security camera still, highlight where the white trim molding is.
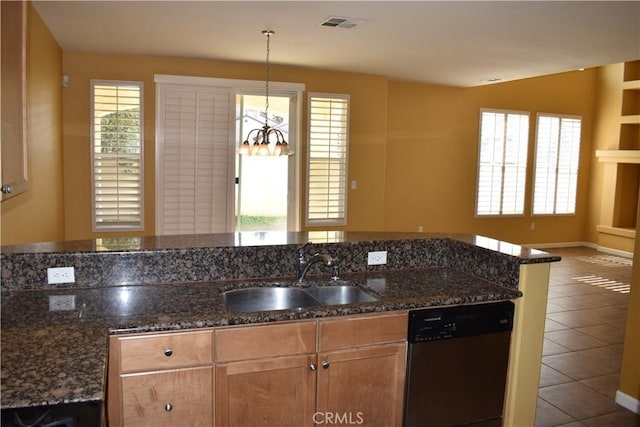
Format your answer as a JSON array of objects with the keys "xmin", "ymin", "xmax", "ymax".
[{"xmin": 616, "ymin": 390, "xmax": 640, "ymax": 414}]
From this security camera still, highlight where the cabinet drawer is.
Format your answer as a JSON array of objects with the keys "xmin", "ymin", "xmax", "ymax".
[
  {"xmin": 118, "ymin": 330, "xmax": 213, "ymax": 373},
  {"xmin": 215, "ymin": 321, "xmax": 316, "ymax": 362},
  {"xmin": 319, "ymin": 312, "xmax": 408, "ymax": 351},
  {"xmin": 121, "ymin": 367, "xmax": 213, "ymax": 426}
]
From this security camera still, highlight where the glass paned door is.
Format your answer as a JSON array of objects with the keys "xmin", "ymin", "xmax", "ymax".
[{"xmin": 235, "ymin": 94, "xmax": 294, "ymax": 232}]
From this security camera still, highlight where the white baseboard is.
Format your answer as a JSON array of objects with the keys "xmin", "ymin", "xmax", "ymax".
[
  {"xmin": 522, "ymin": 241, "xmax": 633, "ymax": 259},
  {"xmin": 616, "ymin": 390, "xmax": 640, "ymax": 414}
]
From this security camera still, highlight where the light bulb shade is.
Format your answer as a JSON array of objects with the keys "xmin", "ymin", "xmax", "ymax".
[
  {"xmin": 238, "ymin": 141, "xmax": 251, "ymax": 156},
  {"xmin": 257, "ymin": 143, "xmax": 271, "ymax": 156}
]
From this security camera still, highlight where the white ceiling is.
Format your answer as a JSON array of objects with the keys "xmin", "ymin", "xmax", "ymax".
[{"xmin": 33, "ymin": 1, "xmax": 640, "ymax": 87}]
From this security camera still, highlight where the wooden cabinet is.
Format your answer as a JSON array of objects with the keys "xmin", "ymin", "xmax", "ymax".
[
  {"xmin": 316, "ymin": 313, "xmax": 407, "ymax": 427},
  {"xmin": 121, "ymin": 367, "xmax": 213, "ymax": 427},
  {"xmin": 214, "ymin": 321, "xmax": 317, "ymax": 427},
  {"xmin": 107, "ymin": 312, "xmax": 408, "ymax": 427},
  {"xmin": 0, "ymin": 0, "xmax": 28, "ymax": 200},
  {"xmin": 108, "ymin": 330, "xmax": 214, "ymax": 427},
  {"xmin": 316, "ymin": 343, "xmax": 406, "ymax": 427},
  {"xmin": 214, "ymin": 313, "xmax": 407, "ymax": 427},
  {"xmin": 215, "ymin": 354, "xmax": 317, "ymax": 427}
]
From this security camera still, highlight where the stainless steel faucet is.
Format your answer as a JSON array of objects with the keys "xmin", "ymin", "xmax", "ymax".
[{"xmin": 296, "ymin": 242, "xmax": 339, "ymax": 282}]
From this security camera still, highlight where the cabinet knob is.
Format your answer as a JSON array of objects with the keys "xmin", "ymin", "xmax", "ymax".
[
  {"xmin": 164, "ymin": 348, "xmax": 173, "ymax": 357},
  {"xmin": 164, "ymin": 403, "xmax": 173, "ymax": 412},
  {"xmin": 1, "ymin": 185, "xmax": 12, "ymax": 194},
  {"xmin": 309, "ymin": 363, "xmax": 317, "ymax": 371},
  {"xmin": 321, "ymin": 361, "xmax": 330, "ymax": 369}
]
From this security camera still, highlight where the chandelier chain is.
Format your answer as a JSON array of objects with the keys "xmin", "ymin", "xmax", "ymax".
[{"xmin": 264, "ymin": 31, "xmax": 271, "ymax": 127}]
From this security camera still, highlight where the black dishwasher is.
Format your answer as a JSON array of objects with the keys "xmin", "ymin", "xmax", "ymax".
[{"xmin": 404, "ymin": 301, "xmax": 515, "ymax": 427}]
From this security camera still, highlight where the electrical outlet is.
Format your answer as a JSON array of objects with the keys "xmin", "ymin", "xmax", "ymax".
[
  {"xmin": 368, "ymin": 251, "xmax": 388, "ymax": 266},
  {"xmin": 47, "ymin": 267, "xmax": 75, "ymax": 284},
  {"xmin": 49, "ymin": 295, "xmax": 76, "ymax": 311}
]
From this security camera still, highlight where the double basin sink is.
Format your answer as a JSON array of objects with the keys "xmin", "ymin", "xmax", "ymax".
[{"xmin": 222, "ymin": 281, "xmax": 378, "ymax": 312}]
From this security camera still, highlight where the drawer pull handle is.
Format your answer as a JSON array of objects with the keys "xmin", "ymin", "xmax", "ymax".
[
  {"xmin": 165, "ymin": 403, "xmax": 173, "ymax": 412},
  {"xmin": 164, "ymin": 348, "xmax": 173, "ymax": 357},
  {"xmin": 309, "ymin": 363, "xmax": 317, "ymax": 371},
  {"xmin": 321, "ymin": 361, "xmax": 330, "ymax": 369},
  {"xmin": 1, "ymin": 185, "xmax": 12, "ymax": 194}
]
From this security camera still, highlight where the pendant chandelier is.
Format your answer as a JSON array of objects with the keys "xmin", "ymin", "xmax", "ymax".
[{"xmin": 238, "ymin": 30, "xmax": 291, "ymax": 157}]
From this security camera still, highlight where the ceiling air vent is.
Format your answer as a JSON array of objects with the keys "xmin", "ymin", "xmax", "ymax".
[{"xmin": 319, "ymin": 16, "xmax": 364, "ymax": 29}]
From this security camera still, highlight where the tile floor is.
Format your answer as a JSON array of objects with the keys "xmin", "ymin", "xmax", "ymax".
[{"xmin": 535, "ymin": 246, "xmax": 640, "ymax": 426}]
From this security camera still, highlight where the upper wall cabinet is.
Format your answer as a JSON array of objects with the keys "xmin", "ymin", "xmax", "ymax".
[{"xmin": 1, "ymin": 1, "xmax": 28, "ymax": 201}]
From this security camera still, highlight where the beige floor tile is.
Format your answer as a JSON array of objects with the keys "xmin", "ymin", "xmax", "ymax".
[
  {"xmin": 542, "ymin": 338, "xmax": 572, "ymax": 356},
  {"xmin": 579, "ymin": 374, "xmax": 621, "ymax": 400},
  {"xmin": 539, "ymin": 364, "xmax": 573, "ymax": 388},
  {"xmin": 538, "ymin": 382, "xmax": 620, "ymax": 420},
  {"xmin": 575, "ymin": 324, "xmax": 625, "ymax": 345},
  {"xmin": 537, "ymin": 247, "xmax": 635, "ymax": 423},
  {"xmin": 577, "ymin": 345, "xmax": 624, "ymax": 371},
  {"xmin": 542, "ymin": 351, "xmax": 617, "ymax": 380},
  {"xmin": 545, "ymin": 329, "xmax": 608, "ymax": 351},
  {"xmin": 545, "ymin": 318, "xmax": 571, "ymax": 332},
  {"xmin": 581, "ymin": 410, "xmax": 640, "ymax": 426},
  {"xmin": 535, "ymin": 397, "xmax": 576, "ymax": 427}
]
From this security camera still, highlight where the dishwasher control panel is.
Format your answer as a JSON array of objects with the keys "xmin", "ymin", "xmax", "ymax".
[{"xmin": 408, "ymin": 301, "xmax": 514, "ymax": 343}]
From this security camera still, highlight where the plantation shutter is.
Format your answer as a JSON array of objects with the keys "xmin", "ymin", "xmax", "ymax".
[
  {"xmin": 533, "ymin": 115, "xmax": 581, "ymax": 214},
  {"xmin": 91, "ymin": 81, "xmax": 143, "ymax": 231},
  {"xmin": 156, "ymin": 84, "xmax": 233, "ymax": 235},
  {"xmin": 476, "ymin": 110, "xmax": 529, "ymax": 216},
  {"xmin": 306, "ymin": 94, "xmax": 350, "ymax": 226}
]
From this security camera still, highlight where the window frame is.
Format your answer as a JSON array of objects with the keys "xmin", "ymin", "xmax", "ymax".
[
  {"xmin": 531, "ymin": 113, "xmax": 582, "ymax": 216},
  {"xmin": 305, "ymin": 92, "xmax": 350, "ymax": 227},
  {"xmin": 90, "ymin": 79, "xmax": 144, "ymax": 232},
  {"xmin": 475, "ymin": 108, "xmax": 530, "ymax": 217}
]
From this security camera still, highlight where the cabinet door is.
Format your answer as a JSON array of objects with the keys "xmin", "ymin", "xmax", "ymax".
[
  {"xmin": 0, "ymin": 0, "xmax": 28, "ymax": 200},
  {"xmin": 316, "ymin": 343, "xmax": 406, "ymax": 427},
  {"xmin": 121, "ymin": 367, "xmax": 213, "ymax": 427},
  {"xmin": 216, "ymin": 354, "xmax": 316, "ymax": 427}
]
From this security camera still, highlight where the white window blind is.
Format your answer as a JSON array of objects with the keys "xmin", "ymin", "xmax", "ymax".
[
  {"xmin": 306, "ymin": 94, "xmax": 349, "ymax": 226},
  {"xmin": 155, "ymin": 84, "xmax": 233, "ymax": 235},
  {"xmin": 91, "ymin": 80, "xmax": 143, "ymax": 231},
  {"xmin": 476, "ymin": 110, "xmax": 529, "ymax": 216},
  {"xmin": 533, "ymin": 115, "xmax": 581, "ymax": 215}
]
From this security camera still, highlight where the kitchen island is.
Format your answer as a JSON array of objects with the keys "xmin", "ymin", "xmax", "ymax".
[{"xmin": 1, "ymin": 232, "xmax": 559, "ymax": 425}]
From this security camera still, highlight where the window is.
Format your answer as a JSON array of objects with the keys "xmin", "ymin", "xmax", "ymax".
[
  {"xmin": 532, "ymin": 114, "xmax": 581, "ymax": 214},
  {"xmin": 306, "ymin": 94, "xmax": 350, "ymax": 226},
  {"xmin": 155, "ymin": 83, "xmax": 234, "ymax": 235},
  {"xmin": 476, "ymin": 110, "xmax": 529, "ymax": 216},
  {"xmin": 91, "ymin": 80, "xmax": 143, "ymax": 231},
  {"xmin": 154, "ymin": 74, "xmax": 305, "ymax": 235}
]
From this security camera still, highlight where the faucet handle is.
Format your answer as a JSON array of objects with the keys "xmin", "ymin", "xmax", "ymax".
[{"xmin": 298, "ymin": 241, "xmax": 311, "ymax": 258}]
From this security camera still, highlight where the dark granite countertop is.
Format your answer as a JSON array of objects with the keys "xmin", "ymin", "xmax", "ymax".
[
  {"xmin": 1, "ymin": 267, "xmax": 522, "ymax": 409},
  {"xmin": 1, "ymin": 232, "xmax": 560, "ymax": 411}
]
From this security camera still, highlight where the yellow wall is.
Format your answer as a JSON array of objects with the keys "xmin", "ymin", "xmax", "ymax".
[
  {"xmin": 588, "ymin": 64, "xmax": 637, "ymax": 254},
  {"xmin": 619, "ymin": 193, "xmax": 640, "ymax": 403},
  {"xmin": 2, "ymin": 9, "xmax": 632, "ymax": 249},
  {"xmin": 385, "ymin": 70, "xmax": 597, "ymax": 244},
  {"xmin": 0, "ymin": 3, "xmax": 64, "ymax": 245},
  {"xmin": 61, "ymin": 52, "xmax": 388, "ymax": 240}
]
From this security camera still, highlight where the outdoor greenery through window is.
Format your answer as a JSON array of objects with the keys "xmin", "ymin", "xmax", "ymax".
[
  {"xmin": 91, "ymin": 80, "xmax": 143, "ymax": 231},
  {"xmin": 306, "ymin": 94, "xmax": 349, "ymax": 226},
  {"xmin": 533, "ymin": 114, "xmax": 582, "ymax": 215},
  {"xmin": 476, "ymin": 110, "xmax": 529, "ymax": 216}
]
